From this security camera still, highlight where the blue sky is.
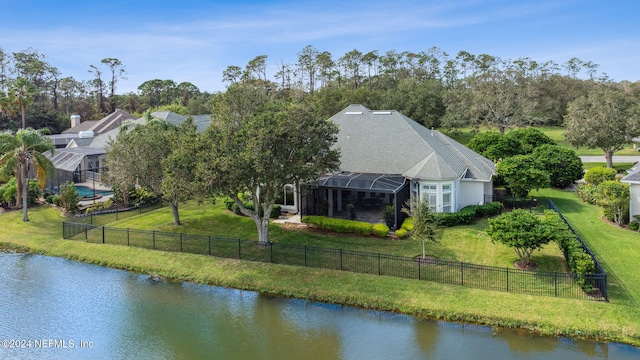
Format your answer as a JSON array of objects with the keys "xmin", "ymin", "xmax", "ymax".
[{"xmin": 2, "ymin": 0, "xmax": 639, "ymax": 93}]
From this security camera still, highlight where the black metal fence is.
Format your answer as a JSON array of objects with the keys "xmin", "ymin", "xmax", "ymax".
[
  {"xmin": 548, "ymin": 200, "xmax": 608, "ymax": 300},
  {"xmin": 71, "ymin": 202, "xmax": 164, "ymax": 227},
  {"xmin": 62, "ymin": 203, "xmax": 607, "ymax": 301}
]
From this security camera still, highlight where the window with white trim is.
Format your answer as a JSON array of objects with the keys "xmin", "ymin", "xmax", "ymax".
[
  {"xmin": 422, "ymin": 184, "xmax": 437, "ymax": 212},
  {"xmin": 442, "ymin": 183, "xmax": 452, "ymax": 213}
]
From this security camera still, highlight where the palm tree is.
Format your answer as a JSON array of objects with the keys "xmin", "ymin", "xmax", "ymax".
[
  {"xmin": 7, "ymin": 77, "xmax": 38, "ymax": 129},
  {"xmin": 0, "ymin": 128, "xmax": 55, "ymax": 221}
]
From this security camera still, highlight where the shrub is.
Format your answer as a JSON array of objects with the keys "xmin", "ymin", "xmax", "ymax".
[
  {"xmin": 302, "ymin": 216, "xmax": 375, "ymax": 236},
  {"xmin": 85, "ymin": 199, "xmax": 114, "ymax": 213},
  {"xmin": 395, "ymin": 228, "xmax": 408, "ymax": 238},
  {"xmin": 576, "ymin": 183, "xmax": 598, "ymax": 204},
  {"xmin": 595, "ymin": 180, "xmax": 629, "ymax": 225},
  {"xmin": 629, "ymin": 221, "xmax": 640, "ymax": 231},
  {"xmin": 436, "ymin": 207, "xmax": 476, "ymax": 227},
  {"xmin": 584, "ymin": 167, "xmax": 617, "ymax": 186},
  {"xmin": 372, "ymin": 223, "xmax": 390, "ymax": 237},
  {"xmin": 400, "ymin": 217, "xmax": 414, "ymax": 231},
  {"xmin": 435, "ymin": 202, "xmax": 503, "ymax": 227},
  {"xmin": 58, "ymin": 181, "xmax": 79, "ymax": 214}
]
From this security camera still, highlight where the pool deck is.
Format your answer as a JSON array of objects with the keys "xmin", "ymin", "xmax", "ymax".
[{"xmin": 76, "ymin": 181, "xmax": 114, "ymax": 207}]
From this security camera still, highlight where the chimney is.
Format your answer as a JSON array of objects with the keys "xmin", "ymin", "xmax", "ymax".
[{"xmin": 70, "ymin": 114, "xmax": 81, "ymax": 128}]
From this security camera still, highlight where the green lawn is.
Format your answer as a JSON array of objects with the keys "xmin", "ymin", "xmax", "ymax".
[
  {"xmin": 107, "ymin": 201, "xmax": 565, "ymax": 271},
  {"xmin": 532, "ymin": 188, "xmax": 640, "ymax": 305},
  {"xmin": 445, "ymin": 126, "xmax": 640, "ymax": 156}
]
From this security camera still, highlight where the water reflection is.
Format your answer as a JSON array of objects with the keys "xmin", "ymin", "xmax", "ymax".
[{"xmin": 0, "ymin": 253, "xmax": 638, "ymax": 360}]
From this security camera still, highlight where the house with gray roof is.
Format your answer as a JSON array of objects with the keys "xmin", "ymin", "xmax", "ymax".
[
  {"xmin": 44, "ymin": 110, "xmax": 212, "ymax": 193},
  {"xmin": 621, "ymin": 166, "xmax": 640, "ymax": 220},
  {"xmin": 300, "ymin": 105, "xmax": 495, "ymax": 228}
]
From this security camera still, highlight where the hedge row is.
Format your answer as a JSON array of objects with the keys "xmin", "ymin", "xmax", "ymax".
[
  {"xmin": 547, "ymin": 211, "xmax": 596, "ymax": 293},
  {"xmin": 435, "ymin": 202, "xmax": 504, "ymax": 227},
  {"xmin": 301, "ymin": 216, "xmax": 390, "ymax": 237}
]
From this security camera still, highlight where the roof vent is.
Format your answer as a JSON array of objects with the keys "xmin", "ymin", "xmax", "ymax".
[
  {"xmin": 78, "ymin": 130, "xmax": 94, "ymax": 138},
  {"xmin": 345, "ymin": 111, "xmax": 363, "ymax": 115},
  {"xmin": 372, "ymin": 111, "xmax": 392, "ymax": 115}
]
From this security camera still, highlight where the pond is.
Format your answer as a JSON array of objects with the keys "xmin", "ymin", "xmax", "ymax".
[{"xmin": 0, "ymin": 253, "xmax": 637, "ymax": 359}]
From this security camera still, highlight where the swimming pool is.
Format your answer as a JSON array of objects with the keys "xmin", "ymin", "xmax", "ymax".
[{"xmin": 74, "ymin": 185, "xmax": 113, "ymax": 197}]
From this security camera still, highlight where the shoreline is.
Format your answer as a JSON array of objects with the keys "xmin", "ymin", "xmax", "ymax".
[{"xmin": 1, "ymin": 236, "xmax": 638, "ymax": 347}]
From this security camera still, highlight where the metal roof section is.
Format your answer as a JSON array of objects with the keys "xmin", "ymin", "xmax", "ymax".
[
  {"xmin": 44, "ymin": 147, "xmax": 105, "ymax": 172},
  {"xmin": 318, "ymin": 172, "xmax": 407, "ymax": 193},
  {"xmin": 329, "ymin": 104, "xmax": 495, "ymax": 182}
]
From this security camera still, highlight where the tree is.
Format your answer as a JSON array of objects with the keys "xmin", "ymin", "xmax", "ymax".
[
  {"xmin": 105, "ymin": 119, "xmax": 188, "ymax": 226},
  {"xmin": 160, "ymin": 117, "xmax": 201, "ymax": 225},
  {"xmin": 101, "ymin": 58, "xmax": 126, "ymax": 113},
  {"xmin": 487, "ymin": 209, "xmax": 554, "ymax": 268},
  {"xmin": 198, "ymin": 88, "xmax": 340, "ymax": 244},
  {"xmin": 0, "ymin": 128, "xmax": 54, "ymax": 221},
  {"xmin": 466, "ymin": 131, "xmax": 522, "ymax": 161},
  {"xmin": 401, "ymin": 198, "xmax": 438, "ymax": 260},
  {"xmin": 565, "ymin": 84, "xmax": 640, "ymax": 168},
  {"xmin": 88, "ymin": 64, "xmax": 105, "ymax": 113},
  {"xmin": 496, "ymin": 155, "xmax": 550, "ymax": 198},
  {"xmin": 6, "ymin": 77, "xmax": 38, "ymax": 128},
  {"xmin": 532, "ymin": 144, "xmax": 583, "ymax": 188}
]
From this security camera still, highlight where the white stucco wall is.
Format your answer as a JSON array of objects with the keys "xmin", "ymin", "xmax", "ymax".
[
  {"xmin": 459, "ymin": 181, "xmax": 485, "ymax": 208},
  {"xmin": 628, "ymin": 183, "xmax": 640, "ymax": 219}
]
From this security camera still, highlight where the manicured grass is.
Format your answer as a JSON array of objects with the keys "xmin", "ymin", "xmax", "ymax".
[
  {"xmin": 446, "ymin": 126, "xmax": 639, "ymax": 156},
  {"xmin": 532, "ymin": 188, "xmax": 640, "ymax": 305},
  {"xmin": 1, "ymin": 201, "xmax": 639, "ymax": 346},
  {"xmin": 107, "ymin": 201, "xmax": 565, "ymax": 271}
]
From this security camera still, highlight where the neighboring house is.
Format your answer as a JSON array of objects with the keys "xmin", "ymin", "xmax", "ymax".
[
  {"xmin": 621, "ymin": 166, "xmax": 640, "ymax": 220},
  {"xmin": 44, "ymin": 110, "xmax": 212, "ymax": 193},
  {"xmin": 299, "ymin": 105, "xmax": 495, "ymax": 228},
  {"xmin": 48, "ymin": 109, "xmax": 136, "ymax": 148}
]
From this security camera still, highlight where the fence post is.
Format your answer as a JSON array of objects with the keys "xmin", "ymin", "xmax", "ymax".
[
  {"xmin": 418, "ymin": 260, "xmax": 421, "ymax": 280},
  {"xmin": 116, "ymin": 209, "xmax": 118, "ymax": 221},
  {"xmin": 270, "ymin": 243, "xmax": 273, "ymax": 263},
  {"xmin": 461, "ymin": 262, "xmax": 464, "ymax": 286},
  {"xmin": 506, "ymin": 268, "xmax": 509, "ymax": 292},
  {"xmin": 554, "ymin": 272, "xmax": 558, "ymax": 297},
  {"xmin": 84, "ymin": 224, "xmax": 88, "ymax": 241},
  {"xmin": 208, "ymin": 236, "xmax": 211, "ymax": 256},
  {"xmin": 102, "ymin": 226, "xmax": 105, "ymax": 244},
  {"xmin": 180, "ymin": 233, "xmax": 183, "ymax": 252},
  {"xmin": 304, "ymin": 246, "xmax": 307, "ymax": 267},
  {"xmin": 378, "ymin": 253, "xmax": 381, "ymax": 275},
  {"xmin": 127, "ymin": 228, "xmax": 130, "ymax": 246}
]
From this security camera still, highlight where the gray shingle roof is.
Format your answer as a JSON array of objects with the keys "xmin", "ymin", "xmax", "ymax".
[
  {"xmin": 621, "ymin": 166, "xmax": 640, "ymax": 184},
  {"xmin": 150, "ymin": 111, "xmax": 212, "ymax": 132},
  {"xmin": 63, "ymin": 109, "xmax": 135, "ymax": 135},
  {"xmin": 330, "ymin": 104, "xmax": 495, "ymax": 181}
]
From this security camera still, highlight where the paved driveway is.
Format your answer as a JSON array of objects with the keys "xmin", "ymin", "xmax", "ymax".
[{"xmin": 580, "ymin": 156, "xmax": 640, "ymax": 163}]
